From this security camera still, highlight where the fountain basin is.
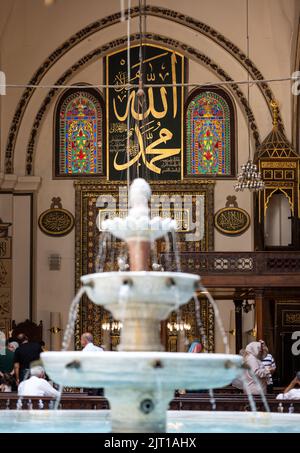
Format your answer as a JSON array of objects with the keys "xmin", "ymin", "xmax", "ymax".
[
  {"xmin": 81, "ymin": 272, "xmax": 200, "ymax": 351},
  {"xmin": 42, "ymin": 351, "xmax": 242, "ymax": 390},
  {"xmin": 1, "ymin": 410, "xmax": 300, "ymax": 433},
  {"xmin": 81, "ymin": 271, "xmax": 199, "ymax": 309},
  {"xmin": 42, "ymin": 351, "xmax": 243, "ymax": 432}
]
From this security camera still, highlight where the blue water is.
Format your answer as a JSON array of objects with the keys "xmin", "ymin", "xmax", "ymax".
[{"xmin": 1, "ymin": 410, "xmax": 300, "ymax": 433}]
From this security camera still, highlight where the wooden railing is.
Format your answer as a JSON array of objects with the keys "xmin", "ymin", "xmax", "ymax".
[
  {"xmin": 161, "ymin": 252, "xmax": 300, "ymax": 275},
  {"xmin": 160, "ymin": 252, "xmax": 300, "ymax": 289},
  {"xmin": 1, "ymin": 392, "xmax": 299, "ymax": 413}
]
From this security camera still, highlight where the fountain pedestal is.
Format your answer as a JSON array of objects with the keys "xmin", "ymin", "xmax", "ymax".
[{"xmin": 106, "ymin": 387, "xmax": 173, "ymax": 433}]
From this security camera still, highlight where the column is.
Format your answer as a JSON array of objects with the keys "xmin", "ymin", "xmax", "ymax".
[{"xmin": 233, "ymin": 299, "xmax": 243, "ymax": 354}]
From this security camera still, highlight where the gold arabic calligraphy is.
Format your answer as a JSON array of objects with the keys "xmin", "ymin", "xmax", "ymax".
[{"xmin": 110, "ymin": 48, "xmax": 181, "ymax": 175}]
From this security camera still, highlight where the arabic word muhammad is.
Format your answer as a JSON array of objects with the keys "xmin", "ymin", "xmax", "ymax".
[{"xmin": 107, "ymin": 44, "xmax": 184, "ymax": 180}]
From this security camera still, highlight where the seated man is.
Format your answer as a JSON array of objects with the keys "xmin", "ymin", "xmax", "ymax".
[
  {"xmin": 14, "ymin": 333, "xmax": 43, "ymax": 383},
  {"xmin": 276, "ymin": 371, "xmax": 300, "ymax": 400},
  {"xmin": 81, "ymin": 332, "xmax": 103, "ymax": 352},
  {"xmin": 18, "ymin": 366, "xmax": 59, "ymax": 398}
]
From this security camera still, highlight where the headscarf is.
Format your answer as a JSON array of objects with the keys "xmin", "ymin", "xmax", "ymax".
[
  {"xmin": 188, "ymin": 341, "xmax": 203, "ymax": 353},
  {"xmin": 245, "ymin": 341, "xmax": 263, "ymax": 359}
]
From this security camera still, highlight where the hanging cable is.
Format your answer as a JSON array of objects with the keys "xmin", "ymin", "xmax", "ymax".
[
  {"xmin": 234, "ymin": 0, "xmax": 264, "ymax": 192},
  {"xmin": 0, "ymin": 75, "xmax": 297, "ymax": 91},
  {"xmin": 126, "ymin": 0, "xmax": 131, "ymax": 196}
]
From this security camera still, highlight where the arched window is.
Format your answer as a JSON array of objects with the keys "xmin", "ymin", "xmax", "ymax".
[
  {"xmin": 185, "ymin": 87, "xmax": 236, "ymax": 177},
  {"xmin": 54, "ymin": 87, "xmax": 105, "ymax": 177}
]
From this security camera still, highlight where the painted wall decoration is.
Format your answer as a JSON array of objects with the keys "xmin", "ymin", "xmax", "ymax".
[
  {"xmin": 38, "ymin": 197, "xmax": 74, "ymax": 237},
  {"xmin": 55, "ymin": 87, "xmax": 105, "ymax": 177},
  {"xmin": 214, "ymin": 196, "xmax": 250, "ymax": 235},
  {"xmin": 185, "ymin": 87, "xmax": 235, "ymax": 177},
  {"xmin": 106, "ymin": 44, "xmax": 185, "ymax": 181}
]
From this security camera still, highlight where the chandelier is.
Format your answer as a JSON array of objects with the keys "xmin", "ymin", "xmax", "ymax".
[
  {"xmin": 234, "ymin": 0, "xmax": 264, "ymax": 193},
  {"xmin": 234, "ymin": 160, "xmax": 264, "ymax": 192},
  {"xmin": 167, "ymin": 321, "xmax": 191, "ymax": 333},
  {"xmin": 102, "ymin": 321, "xmax": 123, "ymax": 332}
]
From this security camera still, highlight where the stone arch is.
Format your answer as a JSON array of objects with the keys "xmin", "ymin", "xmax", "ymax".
[{"xmin": 4, "ymin": 6, "xmax": 282, "ymax": 174}]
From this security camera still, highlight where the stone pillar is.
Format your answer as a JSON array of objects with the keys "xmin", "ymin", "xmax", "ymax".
[
  {"xmin": 234, "ymin": 299, "xmax": 243, "ymax": 354},
  {"xmin": 255, "ymin": 290, "xmax": 264, "ymax": 340},
  {"xmin": 127, "ymin": 238, "xmax": 151, "ymax": 271}
]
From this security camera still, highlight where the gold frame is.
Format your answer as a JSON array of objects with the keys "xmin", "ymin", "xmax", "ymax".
[
  {"xmin": 105, "ymin": 43, "xmax": 185, "ymax": 181},
  {"xmin": 214, "ymin": 207, "xmax": 250, "ymax": 236},
  {"xmin": 38, "ymin": 208, "xmax": 75, "ymax": 237}
]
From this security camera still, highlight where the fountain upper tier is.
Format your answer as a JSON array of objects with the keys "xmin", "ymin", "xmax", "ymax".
[{"xmin": 101, "ymin": 178, "xmax": 177, "ymax": 242}]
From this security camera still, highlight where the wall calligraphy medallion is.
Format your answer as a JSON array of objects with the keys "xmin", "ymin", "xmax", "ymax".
[
  {"xmin": 38, "ymin": 197, "xmax": 74, "ymax": 237},
  {"xmin": 214, "ymin": 196, "xmax": 250, "ymax": 235}
]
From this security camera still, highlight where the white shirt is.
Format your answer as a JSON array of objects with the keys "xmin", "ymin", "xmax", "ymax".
[
  {"xmin": 18, "ymin": 376, "xmax": 59, "ymax": 398},
  {"xmin": 276, "ymin": 389, "xmax": 300, "ymax": 400},
  {"xmin": 82, "ymin": 343, "xmax": 103, "ymax": 352}
]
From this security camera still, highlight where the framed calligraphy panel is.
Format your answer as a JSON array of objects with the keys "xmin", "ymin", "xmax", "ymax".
[
  {"xmin": 74, "ymin": 180, "xmax": 214, "ymax": 350},
  {"xmin": 214, "ymin": 195, "xmax": 250, "ymax": 236},
  {"xmin": 214, "ymin": 207, "xmax": 250, "ymax": 235},
  {"xmin": 106, "ymin": 44, "xmax": 185, "ymax": 181}
]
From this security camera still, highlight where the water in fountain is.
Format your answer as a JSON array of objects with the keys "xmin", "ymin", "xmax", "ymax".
[
  {"xmin": 199, "ymin": 284, "xmax": 229, "ymax": 355},
  {"xmin": 95, "ymin": 231, "xmax": 109, "ymax": 272},
  {"xmin": 249, "ymin": 370, "xmax": 270, "ymax": 412},
  {"xmin": 163, "ymin": 233, "xmax": 171, "ymax": 271},
  {"xmin": 208, "ymin": 388, "xmax": 216, "ymax": 410},
  {"xmin": 53, "ymin": 286, "xmax": 86, "ymax": 410},
  {"xmin": 61, "ymin": 286, "xmax": 86, "ymax": 351},
  {"xmin": 242, "ymin": 372, "xmax": 257, "ymax": 413},
  {"xmin": 192, "ymin": 295, "xmax": 209, "ymax": 352},
  {"xmin": 151, "ymin": 239, "xmax": 158, "ymax": 267},
  {"xmin": 171, "ymin": 230, "xmax": 181, "ymax": 272}
]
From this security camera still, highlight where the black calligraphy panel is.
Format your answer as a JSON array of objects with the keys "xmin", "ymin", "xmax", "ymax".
[{"xmin": 106, "ymin": 44, "xmax": 184, "ymax": 181}]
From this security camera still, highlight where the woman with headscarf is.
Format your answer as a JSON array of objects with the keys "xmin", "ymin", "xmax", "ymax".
[
  {"xmin": 177, "ymin": 340, "xmax": 203, "ymax": 395},
  {"xmin": 243, "ymin": 341, "xmax": 269, "ymax": 394},
  {"xmin": 188, "ymin": 341, "xmax": 203, "ymax": 354}
]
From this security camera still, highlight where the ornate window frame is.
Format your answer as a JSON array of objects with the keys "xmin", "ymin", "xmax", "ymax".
[
  {"xmin": 53, "ymin": 85, "xmax": 106, "ymax": 179},
  {"xmin": 184, "ymin": 86, "xmax": 236, "ymax": 179}
]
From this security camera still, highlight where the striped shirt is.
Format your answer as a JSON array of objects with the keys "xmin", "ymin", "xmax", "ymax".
[{"xmin": 262, "ymin": 353, "xmax": 276, "ymax": 385}]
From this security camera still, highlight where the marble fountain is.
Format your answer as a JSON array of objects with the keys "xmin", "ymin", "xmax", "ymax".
[{"xmin": 1, "ymin": 179, "xmax": 300, "ymax": 433}]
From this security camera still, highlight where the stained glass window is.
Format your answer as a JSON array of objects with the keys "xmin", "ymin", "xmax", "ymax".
[
  {"xmin": 55, "ymin": 87, "xmax": 104, "ymax": 177},
  {"xmin": 185, "ymin": 88, "xmax": 235, "ymax": 177}
]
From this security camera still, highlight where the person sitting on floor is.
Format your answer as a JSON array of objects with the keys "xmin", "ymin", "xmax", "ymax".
[
  {"xmin": 276, "ymin": 372, "xmax": 300, "ymax": 400},
  {"xmin": 18, "ymin": 366, "xmax": 59, "ymax": 398}
]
